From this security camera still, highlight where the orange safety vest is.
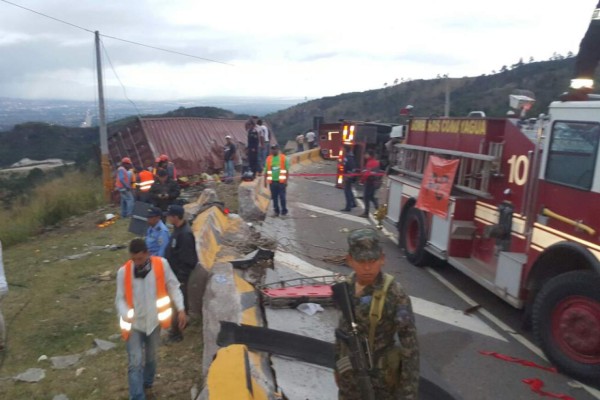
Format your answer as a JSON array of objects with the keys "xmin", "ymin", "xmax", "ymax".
[
  {"xmin": 266, "ymin": 154, "xmax": 288, "ymax": 184},
  {"xmin": 115, "ymin": 166, "xmax": 131, "ymax": 189},
  {"xmin": 119, "ymin": 256, "xmax": 172, "ymax": 340},
  {"xmin": 137, "ymin": 170, "xmax": 155, "ymax": 192}
]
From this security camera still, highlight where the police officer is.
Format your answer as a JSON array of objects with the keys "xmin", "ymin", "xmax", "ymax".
[
  {"xmin": 335, "ymin": 228, "xmax": 419, "ymax": 400},
  {"xmin": 340, "ymin": 145, "xmax": 357, "ymax": 212},
  {"xmin": 145, "ymin": 207, "xmax": 169, "ymax": 257}
]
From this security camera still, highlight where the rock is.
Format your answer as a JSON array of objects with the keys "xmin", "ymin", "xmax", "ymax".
[
  {"xmin": 14, "ymin": 368, "xmax": 45, "ymax": 382},
  {"xmin": 190, "ymin": 385, "xmax": 199, "ymax": 400},
  {"xmin": 93, "ymin": 338, "xmax": 116, "ymax": 351},
  {"xmin": 53, "ymin": 395, "xmax": 69, "ymax": 400},
  {"xmin": 108, "ymin": 333, "xmax": 121, "ymax": 341},
  {"xmin": 75, "ymin": 367, "xmax": 85, "ymax": 377},
  {"xmin": 84, "ymin": 347, "xmax": 100, "ymax": 356},
  {"xmin": 37, "ymin": 355, "xmax": 48, "ymax": 362},
  {"xmin": 50, "ymin": 354, "xmax": 80, "ymax": 369},
  {"xmin": 238, "ymin": 180, "xmax": 268, "ymax": 222}
]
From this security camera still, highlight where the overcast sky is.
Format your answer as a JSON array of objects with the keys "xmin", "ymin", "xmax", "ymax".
[{"xmin": 0, "ymin": 0, "xmax": 596, "ymax": 101}]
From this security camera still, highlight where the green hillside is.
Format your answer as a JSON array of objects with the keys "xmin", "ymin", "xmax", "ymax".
[{"xmin": 266, "ymin": 57, "xmax": 584, "ymax": 142}]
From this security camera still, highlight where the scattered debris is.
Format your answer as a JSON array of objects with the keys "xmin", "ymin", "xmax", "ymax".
[
  {"xmin": 463, "ymin": 305, "xmax": 482, "ymax": 315},
  {"xmin": 50, "ymin": 354, "xmax": 81, "ymax": 369},
  {"xmin": 97, "ymin": 213, "xmax": 118, "ymax": 228},
  {"xmin": 37, "ymin": 355, "xmax": 48, "ymax": 362},
  {"xmin": 309, "ymin": 214, "xmax": 317, "ymax": 218},
  {"xmin": 231, "ymin": 248, "xmax": 275, "ymax": 270},
  {"xmin": 63, "ymin": 252, "xmax": 92, "ymax": 261},
  {"xmin": 14, "ymin": 368, "xmax": 46, "ymax": 383},
  {"xmin": 84, "ymin": 347, "xmax": 100, "ymax": 357},
  {"xmin": 296, "ymin": 303, "xmax": 325, "ymax": 316},
  {"xmin": 75, "ymin": 367, "xmax": 85, "ymax": 377},
  {"xmin": 339, "ymin": 228, "xmax": 349, "ymax": 233},
  {"xmin": 53, "ymin": 395, "xmax": 69, "ymax": 400},
  {"xmin": 93, "ymin": 338, "xmax": 116, "ymax": 351},
  {"xmin": 91, "ymin": 271, "xmax": 113, "ymax": 282}
]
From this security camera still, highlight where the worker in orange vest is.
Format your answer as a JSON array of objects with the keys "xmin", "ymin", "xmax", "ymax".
[
  {"xmin": 115, "ymin": 157, "xmax": 135, "ymax": 218},
  {"xmin": 263, "ymin": 144, "xmax": 290, "ymax": 217},
  {"xmin": 115, "ymin": 239, "xmax": 186, "ymax": 400},
  {"xmin": 136, "ymin": 168, "xmax": 155, "ymax": 203}
]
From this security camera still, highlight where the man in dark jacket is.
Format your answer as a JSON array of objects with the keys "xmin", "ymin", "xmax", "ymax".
[
  {"xmin": 149, "ymin": 169, "xmax": 180, "ymax": 212},
  {"xmin": 165, "ymin": 205, "xmax": 198, "ymax": 342},
  {"xmin": 340, "ymin": 145, "xmax": 358, "ymax": 212}
]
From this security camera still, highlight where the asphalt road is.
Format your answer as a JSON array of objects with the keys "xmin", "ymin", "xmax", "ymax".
[{"xmin": 260, "ymin": 159, "xmax": 600, "ymax": 400}]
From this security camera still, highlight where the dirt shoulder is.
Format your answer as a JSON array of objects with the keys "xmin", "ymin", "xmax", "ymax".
[{"xmin": 0, "ymin": 207, "xmax": 203, "ymax": 399}]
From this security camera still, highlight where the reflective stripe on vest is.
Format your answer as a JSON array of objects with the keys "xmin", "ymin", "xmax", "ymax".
[
  {"xmin": 115, "ymin": 166, "xmax": 131, "ymax": 189},
  {"xmin": 137, "ymin": 170, "xmax": 155, "ymax": 192},
  {"xmin": 120, "ymin": 256, "xmax": 172, "ymax": 340},
  {"xmin": 266, "ymin": 154, "xmax": 287, "ymax": 183}
]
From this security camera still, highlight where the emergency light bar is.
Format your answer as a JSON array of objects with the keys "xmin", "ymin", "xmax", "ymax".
[{"xmin": 570, "ymin": 78, "xmax": 594, "ymax": 90}]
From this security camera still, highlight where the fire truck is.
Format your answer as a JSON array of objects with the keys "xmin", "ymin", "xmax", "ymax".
[
  {"xmin": 323, "ymin": 121, "xmax": 404, "ymax": 187},
  {"xmin": 384, "ymin": 100, "xmax": 600, "ymax": 383}
]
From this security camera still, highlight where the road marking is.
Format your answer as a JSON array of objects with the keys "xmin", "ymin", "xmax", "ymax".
[
  {"xmin": 309, "ymin": 180, "xmax": 336, "ymax": 187},
  {"xmin": 275, "ymin": 251, "xmax": 507, "ymax": 342},
  {"xmin": 294, "ymin": 202, "xmax": 370, "ymax": 225}
]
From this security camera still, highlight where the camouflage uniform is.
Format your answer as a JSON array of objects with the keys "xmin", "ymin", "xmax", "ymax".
[{"xmin": 335, "ymin": 229, "xmax": 419, "ymax": 400}]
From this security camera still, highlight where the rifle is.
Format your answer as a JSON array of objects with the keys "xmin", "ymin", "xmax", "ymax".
[{"xmin": 332, "ymin": 281, "xmax": 376, "ymax": 400}]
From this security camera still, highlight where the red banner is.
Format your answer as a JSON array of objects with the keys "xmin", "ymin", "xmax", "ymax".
[{"xmin": 415, "ymin": 156, "xmax": 459, "ymax": 219}]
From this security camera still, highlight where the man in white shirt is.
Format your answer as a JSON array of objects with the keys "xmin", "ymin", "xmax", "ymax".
[
  {"xmin": 305, "ymin": 130, "xmax": 317, "ymax": 149},
  {"xmin": 257, "ymin": 119, "xmax": 270, "ymax": 169},
  {"xmin": 0, "ymin": 240, "xmax": 7, "ymax": 351},
  {"xmin": 115, "ymin": 239, "xmax": 186, "ymax": 400}
]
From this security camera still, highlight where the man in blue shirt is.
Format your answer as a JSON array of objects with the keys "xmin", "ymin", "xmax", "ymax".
[{"xmin": 145, "ymin": 207, "xmax": 170, "ymax": 257}]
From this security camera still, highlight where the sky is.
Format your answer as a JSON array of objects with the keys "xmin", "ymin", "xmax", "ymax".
[{"xmin": 0, "ymin": 0, "xmax": 596, "ymax": 101}]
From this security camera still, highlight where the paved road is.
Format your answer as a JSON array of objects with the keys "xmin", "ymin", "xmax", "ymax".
[{"xmin": 259, "ymin": 159, "xmax": 600, "ymax": 400}]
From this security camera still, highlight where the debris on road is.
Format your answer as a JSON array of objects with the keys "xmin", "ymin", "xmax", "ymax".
[{"xmin": 296, "ymin": 303, "xmax": 324, "ymax": 316}]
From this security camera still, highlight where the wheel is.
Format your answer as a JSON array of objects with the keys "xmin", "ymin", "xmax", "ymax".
[
  {"xmin": 399, "ymin": 206, "xmax": 432, "ymax": 266},
  {"xmin": 532, "ymin": 270, "xmax": 600, "ymax": 384}
]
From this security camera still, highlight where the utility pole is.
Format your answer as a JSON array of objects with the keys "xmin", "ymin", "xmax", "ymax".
[
  {"xmin": 95, "ymin": 31, "xmax": 112, "ymax": 202},
  {"xmin": 444, "ymin": 75, "xmax": 450, "ymax": 117}
]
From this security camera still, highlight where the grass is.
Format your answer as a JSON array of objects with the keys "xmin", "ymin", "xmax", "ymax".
[
  {"xmin": 0, "ymin": 212, "xmax": 204, "ymax": 399},
  {"xmin": 0, "ymin": 171, "xmax": 104, "ymax": 247}
]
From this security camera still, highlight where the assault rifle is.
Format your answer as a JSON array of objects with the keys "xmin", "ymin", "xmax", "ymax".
[{"xmin": 332, "ymin": 281, "xmax": 376, "ymax": 400}]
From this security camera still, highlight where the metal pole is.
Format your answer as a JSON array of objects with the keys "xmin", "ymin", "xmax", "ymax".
[
  {"xmin": 444, "ymin": 76, "xmax": 450, "ymax": 117},
  {"xmin": 95, "ymin": 31, "xmax": 112, "ymax": 202}
]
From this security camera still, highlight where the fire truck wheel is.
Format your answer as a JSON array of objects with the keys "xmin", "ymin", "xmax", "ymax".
[
  {"xmin": 399, "ymin": 206, "xmax": 432, "ymax": 267},
  {"xmin": 532, "ymin": 270, "xmax": 600, "ymax": 383}
]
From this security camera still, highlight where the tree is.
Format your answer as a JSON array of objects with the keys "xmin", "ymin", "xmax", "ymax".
[
  {"xmin": 528, "ymin": 56, "xmax": 534, "ymax": 63},
  {"xmin": 511, "ymin": 58, "xmax": 524, "ymax": 69},
  {"xmin": 383, "ymin": 82, "xmax": 388, "ymax": 88},
  {"xmin": 393, "ymin": 78, "xmax": 399, "ymax": 85},
  {"xmin": 500, "ymin": 65, "xmax": 508, "ymax": 73},
  {"xmin": 567, "ymin": 51, "xmax": 574, "ymax": 58}
]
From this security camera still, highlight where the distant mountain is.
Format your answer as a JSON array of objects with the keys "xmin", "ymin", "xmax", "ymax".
[
  {"xmin": 0, "ymin": 96, "xmax": 303, "ymax": 131},
  {"xmin": 266, "ymin": 57, "xmax": 584, "ymax": 142}
]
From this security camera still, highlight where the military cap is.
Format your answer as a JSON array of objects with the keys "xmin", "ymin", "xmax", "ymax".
[{"xmin": 347, "ymin": 228, "xmax": 383, "ymax": 261}]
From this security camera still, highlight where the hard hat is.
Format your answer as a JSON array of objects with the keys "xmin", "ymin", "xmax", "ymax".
[
  {"xmin": 159, "ymin": 154, "xmax": 169, "ymax": 162},
  {"xmin": 121, "ymin": 157, "xmax": 132, "ymax": 164},
  {"xmin": 155, "ymin": 157, "xmax": 161, "ymax": 163}
]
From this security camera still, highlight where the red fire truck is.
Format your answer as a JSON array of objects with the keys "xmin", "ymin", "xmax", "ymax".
[{"xmin": 385, "ymin": 100, "xmax": 600, "ymax": 382}]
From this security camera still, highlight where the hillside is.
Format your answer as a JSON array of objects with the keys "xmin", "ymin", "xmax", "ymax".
[{"xmin": 266, "ymin": 57, "xmax": 584, "ymax": 142}]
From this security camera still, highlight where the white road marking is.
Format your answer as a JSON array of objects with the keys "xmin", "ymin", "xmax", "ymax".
[
  {"xmin": 294, "ymin": 202, "xmax": 370, "ymax": 225},
  {"xmin": 275, "ymin": 251, "xmax": 507, "ymax": 342},
  {"xmin": 309, "ymin": 180, "xmax": 336, "ymax": 187}
]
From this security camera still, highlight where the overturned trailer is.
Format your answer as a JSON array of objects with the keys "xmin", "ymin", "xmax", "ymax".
[{"xmin": 108, "ymin": 117, "xmax": 255, "ymax": 176}]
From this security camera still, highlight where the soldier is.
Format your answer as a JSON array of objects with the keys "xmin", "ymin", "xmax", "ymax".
[{"xmin": 335, "ymin": 228, "xmax": 419, "ymax": 400}]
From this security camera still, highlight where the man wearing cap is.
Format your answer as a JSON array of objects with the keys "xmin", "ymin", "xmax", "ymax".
[
  {"xmin": 154, "ymin": 154, "xmax": 177, "ymax": 181},
  {"xmin": 334, "ymin": 228, "xmax": 419, "ymax": 400},
  {"xmin": 116, "ymin": 157, "xmax": 135, "ymax": 218},
  {"xmin": 149, "ymin": 169, "xmax": 180, "ymax": 212},
  {"xmin": 223, "ymin": 135, "xmax": 237, "ymax": 182},
  {"xmin": 165, "ymin": 205, "xmax": 198, "ymax": 342},
  {"xmin": 263, "ymin": 144, "xmax": 290, "ymax": 217},
  {"xmin": 145, "ymin": 207, "xmax": 170, "ymax": 258}
]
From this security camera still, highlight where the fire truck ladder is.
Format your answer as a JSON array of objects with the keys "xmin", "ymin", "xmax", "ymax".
[{"xmin": 392, "ymin": 142, "xmax": 504, "ymax": 198}]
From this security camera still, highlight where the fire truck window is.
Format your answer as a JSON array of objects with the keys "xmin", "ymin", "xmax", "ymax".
[{"xmin": 545, "ymin": 121, "xmax": 600, "ymax": 190}]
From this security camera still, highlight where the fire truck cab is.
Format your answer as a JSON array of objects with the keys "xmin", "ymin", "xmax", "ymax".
[{"xmin": 385, "ymin": 99, "xmax": 600, "ymax": 383}]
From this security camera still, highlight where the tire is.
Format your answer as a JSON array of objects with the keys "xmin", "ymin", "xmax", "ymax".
[
  {"xmin": 532, "ymin": 270, "xmax": 600, "ymax": 385},
  {"xmin": 399, "ymin": 206, "xmax": 433, "ymax": 267}
]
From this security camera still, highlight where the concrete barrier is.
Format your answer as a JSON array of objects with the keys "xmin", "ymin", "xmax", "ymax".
[
  {"xmin": 199, "ymin": 263, "xmax": 277, "ymax": 400},
  {"xmin": 287, "ymin": 148, "xmax": 321, "ymax": 166}
]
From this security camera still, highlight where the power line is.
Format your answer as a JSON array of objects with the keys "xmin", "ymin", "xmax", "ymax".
[
  {"xmin": 100, "ymin": 39, "xmax": 142, "ymax": 118},
  {"xmin": 0, "ymin": 0, "xmax": 233, "ymax": 66}
]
